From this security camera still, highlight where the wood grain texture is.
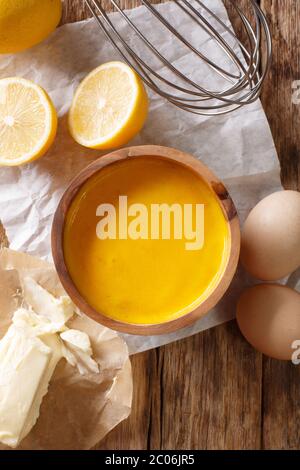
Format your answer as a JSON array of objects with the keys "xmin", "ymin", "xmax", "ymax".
[
  {"xmin": 259, "ymin": 0, "xmax": 300, "ymax": 450},
  {"xmin": 61, "ymin": 0, "xmax": 300, "ymax": 450},
  {"xmin": 260, "ymin": 0, "xmax": 300, "ymax": 191},
  {"xmin": 150, "ymin": 324, "xmax": 262, "ymax": 450}
]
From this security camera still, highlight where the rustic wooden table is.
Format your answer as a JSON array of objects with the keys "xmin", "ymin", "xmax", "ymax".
[{"xmin": 62, "ymin": 0, "xmax": 300, "ymax": 450}]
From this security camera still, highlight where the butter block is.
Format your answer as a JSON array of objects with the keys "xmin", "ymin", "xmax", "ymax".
[
  {"xmin": 0, "ymin": 326, "xmax": 51, "ymax": 448},
  {"xmin": 0, "ymin": 277, "xmax": 98, "ymax": 448},
  {"xmin": 18, "ymin": 333, "xmax": 63, "ymax": 443}
]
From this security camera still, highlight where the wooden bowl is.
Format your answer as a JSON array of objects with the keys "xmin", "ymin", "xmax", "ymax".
[{"xmin": 52, "ymin": 145, "xmax": 240, "ymax": 335}]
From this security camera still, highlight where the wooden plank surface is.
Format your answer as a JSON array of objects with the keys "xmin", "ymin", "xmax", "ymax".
[
  {"xmin": 259, "ymin": 0, "xmax": 300, "ymax": 450},
  {"xmin": 62, "ymin": 0, "xmax": 300, "ymax": 450}
]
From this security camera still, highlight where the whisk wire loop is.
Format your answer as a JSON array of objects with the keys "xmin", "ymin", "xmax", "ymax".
[{"xmin": 84, "ymin": 0, "xmax": 272, "ymax": 115}]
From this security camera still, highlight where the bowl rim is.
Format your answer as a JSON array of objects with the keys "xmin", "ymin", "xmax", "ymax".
[{"xmin": 52, "ymin": 145, "xmax": 240, "ymax": 335}]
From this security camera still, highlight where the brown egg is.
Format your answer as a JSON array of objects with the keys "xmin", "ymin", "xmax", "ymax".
[
  {"xmin": 241, "ymin": 190, "xmax": 300, "ymax": 280},
  {"xmin": 236, "ymin": 284, "xmax": 300, "ymax": 360}
]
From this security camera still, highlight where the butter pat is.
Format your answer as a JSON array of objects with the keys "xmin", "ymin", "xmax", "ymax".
[
  {"xmin": 13, "ymin": 308, "xmax": 64, "ymax": 336},
  {"xmin": 22, "ymin": 276, "xmax": 74, "ymax": 327},
  {"xmin": 60, "ymin": 329, "xmax": 92, "ymax": 355},
  {"xmin": 61, "ymin": 329, "xmax": 99, "ymax": 375}
]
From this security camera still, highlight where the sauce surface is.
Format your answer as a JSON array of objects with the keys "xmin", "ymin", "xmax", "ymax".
[{"xmin": 63, "ymin": 156, "xmax": 230, "ymax": 325}]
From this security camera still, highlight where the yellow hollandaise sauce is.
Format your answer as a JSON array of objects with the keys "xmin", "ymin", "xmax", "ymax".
[{"xmin": 63, "ymin": 156, "xmax": 230, "ymax": 325}]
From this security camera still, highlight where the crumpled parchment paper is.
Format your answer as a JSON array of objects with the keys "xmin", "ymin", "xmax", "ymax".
[
  {"xmin": 0, "ymin": 247, "xmax": 132, "ymax": 450},
  {"xmin": 0, "ymin": 1, "xmax": 289, "ymax": 353}
]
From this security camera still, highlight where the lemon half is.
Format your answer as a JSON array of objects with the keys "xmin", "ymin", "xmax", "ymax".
[
  {"xmin": 0, "ymin": 77, "xmax": 57, "ymax": 166},
  {"xmin": 68, "ymin": 62, "xmax": 149, "ymax": 150},
  {"xmin": 0, "ymin": 0, "xmax": 62, "ymax": 54}
]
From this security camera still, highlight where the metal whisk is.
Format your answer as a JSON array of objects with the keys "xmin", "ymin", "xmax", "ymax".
[{"xmin": 84, "ymin": 0, "xmax": 272, "ymax": 115}]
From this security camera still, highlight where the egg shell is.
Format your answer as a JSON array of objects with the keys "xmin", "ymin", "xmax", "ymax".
[
  {"xmin": 241, "ymin": 190, "xmax": 300, "ymax": 281},
  {"xmin": 236, "ymin": 284, "xmax": 300, "ymax": 360}
]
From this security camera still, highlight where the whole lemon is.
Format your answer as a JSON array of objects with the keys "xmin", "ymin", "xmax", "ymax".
[{"xmin": 0, "ymin": 0, "xmax": 62, "ymax": 54}]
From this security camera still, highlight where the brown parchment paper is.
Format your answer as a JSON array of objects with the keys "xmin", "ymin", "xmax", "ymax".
[{"xmin": 0, "ymin": 241, "xmax": 133, "ymax": 450}]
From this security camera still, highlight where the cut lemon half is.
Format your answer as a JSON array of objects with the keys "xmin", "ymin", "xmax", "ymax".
[
  {"xmin": 68, "ymin": 62, "xmax": 149, "ymax": 150},
  {"xmin": 0, "ymin": 77, "xmax": 57, "ymax": 167}
]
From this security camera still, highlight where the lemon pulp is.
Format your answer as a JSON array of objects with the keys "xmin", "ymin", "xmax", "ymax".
[
  {"xmin": 63, "ymin": 156, "xmax": 230, "ymax": 325},
  {"xmin": 0, "ymin": 77, "xmax": 57, "ymax": 166}
]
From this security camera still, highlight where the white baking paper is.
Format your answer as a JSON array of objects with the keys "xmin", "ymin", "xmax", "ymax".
[{"xmin": 0, "ymin": 1, "xmax": 294, "ymax": 354}]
